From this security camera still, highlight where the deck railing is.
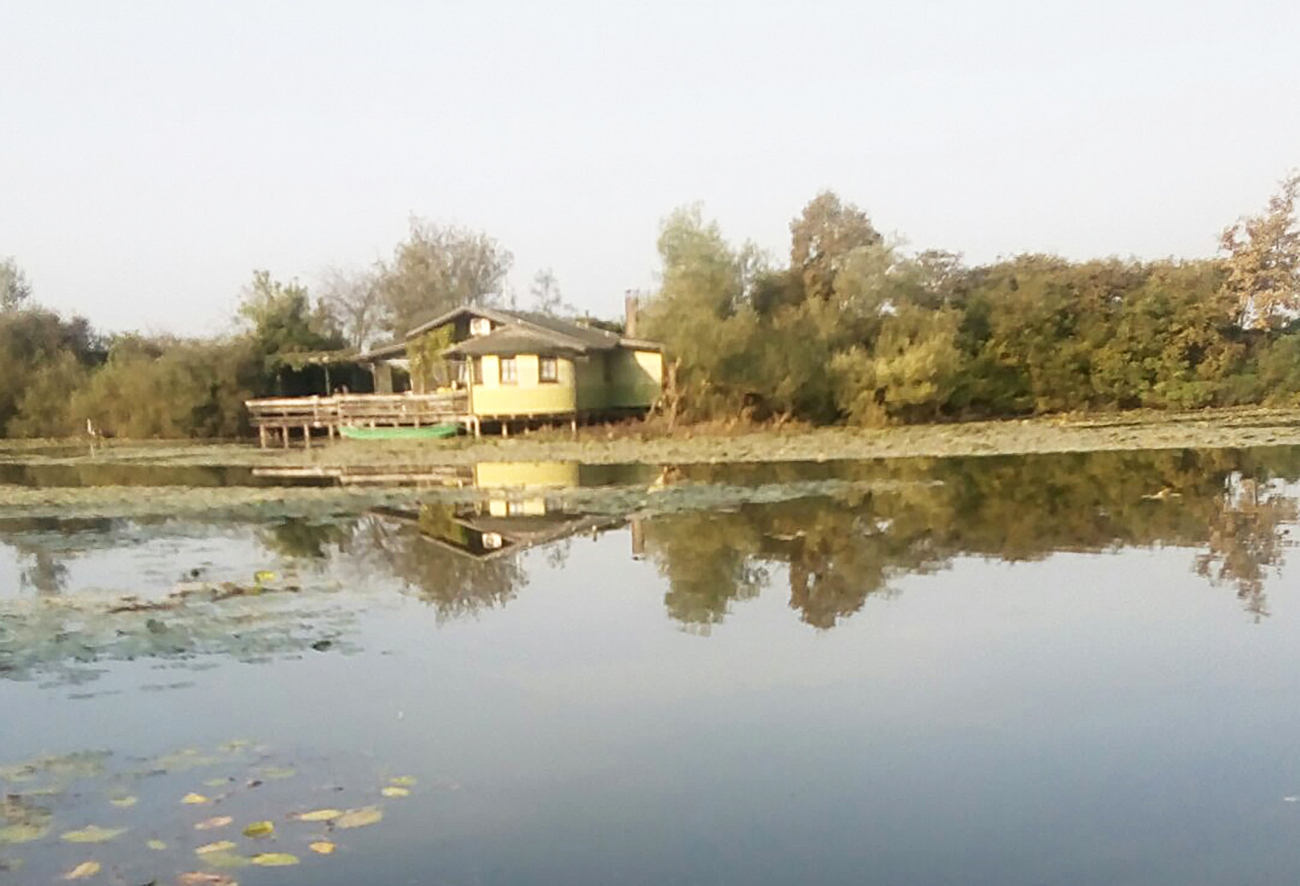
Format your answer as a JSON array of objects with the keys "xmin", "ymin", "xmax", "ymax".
[{"xmin": 246, "ymin": 392, "xmax": 470, "ymax": 446}]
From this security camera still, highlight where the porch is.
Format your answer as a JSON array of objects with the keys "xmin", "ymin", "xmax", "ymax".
[{"xmin": 245, "ymin": 392, "xmax": 473, "ymax": 447}]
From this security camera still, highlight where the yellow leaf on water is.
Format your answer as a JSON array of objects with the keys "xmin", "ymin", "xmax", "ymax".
[
  {"xmin": 181, "ymin": 793, "xmax": 210, "ymax": 805},
  {"xmin": 259, "ymin": 767, "xmax": 295, "ymax": 780},
  {"xmin": 146, "ymin": 840, "xmax": 168, "ymax": 851},
  {"xmin": 308, "ymin": 841, "xmax": 336, "ymax": 855},
  {"xmin": 253, "ymin": 570, "xmax": 277, "ymax": 584},
  {"xmin": 195, "ymin": 816, "xmax": 233, "ymax": 831},
  {"xmin": 288, "ymin": 808, "xmax": 343, "ymax": 823},
  {"xmin": 203, "ymin": 778, "xmax": 232, "ymax": 788},
  {"xmin": 109, "ymin": 796, "xmax": 137, "ymax": 808},
  {"xmin": 250, "ymin": 852, "xmax": 299, "ymax": 867},
  {"xmin": 242, "ymin": 821, "xmax": 274, "ymax": 839},
  {"xmin": 389, "ymin": 776, "xmax": 417, "ymax": 787},
  {"xmin": 195, "ymin": 840, "xmax": 237, "ymax": 855},
  {"xmin": 61, "ymin": 827, "xmax": 127, "ymax": 844},
  {"xmin": 64, "ymin": 861, "xmax": 101, "ymax": 880},
  {"xmin": 335, "ymin": 806, "xmax": 383, "ymax": 829},
  {"xmin": 380, "ymin": 787, "xmax": 409, "ymax": 798}
]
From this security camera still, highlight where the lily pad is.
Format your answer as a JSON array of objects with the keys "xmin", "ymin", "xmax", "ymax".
[
  {"xmin": 64, "ymin": 860, "xmax": 101, "ymax": 880},
  {"xmin": 0, "ymin": 822, "xmax": 51, "ymax": 845},
  {"xmin": 242, "ymin": 820, "xmax": 274, "ymax": 839},
  {"xmin": 336, "ymin": 806, "xmax": 383, "ymax": 829},
  {"xmin": 61, "ymin": 826, "xmax": 127, "ymax": 844},
  {"xmin": 250, "ymin": 852, "xmax": 299, "ymax": 866},
  {"xmin": 308, "ymin": 841, "xmax": 336, "ymax": 855},
  {"xmin": 181, "ymin": 793, "xmax": 211, "ymax": 805},
  {"xmin": 108, "ymin": 796, "xmax": 137, "ymax": 808},
  {"xmin": 389, "ymin": 776, "xmax": 417, "ymax": 787},
  {"xmin": 146, "ymin": 839, "xmax": 168, "ymax": 851},
  {"xmin": 199, "ymin": 850, "xmax": 250, "ymax": 869},
  {"xmin": 196, "ymin": 840, "xmax": 238, "ymax": 855},
  {"xmin": 288, "ymin": 808, "xmax": 343, "ymax": 823},
  {"xmin": 381, "ymin": 786, "xmax": 410, "ymax": 798},
  {"xmin": 195, "ymin": 816, "xmax": 233, "ymax": 831},
  {"xmin": 177, "ymin": 874, "xmax": 237, "ymax": 886}
]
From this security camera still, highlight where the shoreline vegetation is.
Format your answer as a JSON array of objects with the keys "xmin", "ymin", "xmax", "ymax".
[
  {"xmin": 3, "ymin": 174, "xmax": 1300, "ymax": 441},
  {"xmin": 4, "ymin": 406, "xmax": 1300, "ymax": 473}
]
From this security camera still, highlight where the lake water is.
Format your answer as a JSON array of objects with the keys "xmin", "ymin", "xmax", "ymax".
[{"xmin": 3, "ymin": 448, "xmax": 1300, "ymax": 885}]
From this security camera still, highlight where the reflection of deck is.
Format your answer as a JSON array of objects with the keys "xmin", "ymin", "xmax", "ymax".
[
  {"xmin": 252, "ymin": 464, "xmax": 474, "ymax": 487},
  {"xmin": 245, "ymin": 393, "xmax": 472, "ymax": 447}
]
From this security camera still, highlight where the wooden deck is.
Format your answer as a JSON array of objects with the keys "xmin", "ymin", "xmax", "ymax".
[{"xmin": 246, "ymin": 392, "xmax": 473, "ymax": 447}]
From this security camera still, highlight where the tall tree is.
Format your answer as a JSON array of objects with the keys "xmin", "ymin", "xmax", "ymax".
[
  {"xmin": 319, "ymin": 265, "xmax": 383, "ymax": 349},
  {"xmin": 790, "ymin": 191, "xmax": 883, "ymax": 304},
  {"xmin": 0, "ymin": 257, "xmax": 32, "ymax": 311},
  {"xmin": 1220, "ymin": 172, "xmax": 1300, "ymax": 330},
  {"xmin": 376, "ymin": 218, "xmax": 513, "ymax": 335},
  {"xmin": 237, "ymin": 270, "xmax": 341, "ymax": 356}
]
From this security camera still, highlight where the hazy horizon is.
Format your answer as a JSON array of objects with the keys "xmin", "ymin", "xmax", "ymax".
[{"xmin": 4, "ymin": 0, "xmax": 1298, "ymax": 336}]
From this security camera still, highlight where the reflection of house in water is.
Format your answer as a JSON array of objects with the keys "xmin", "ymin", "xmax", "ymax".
[
  {"xmin": 372, "ymin": 502, "xmax": 625, "ymax": 561},
  {"xmin": 252, "ymin": 460, "xmax": 658, "ymax": 491},
  {"xmin": 274, "ymin": 460, "xmax": 658, "ymax": 560}
]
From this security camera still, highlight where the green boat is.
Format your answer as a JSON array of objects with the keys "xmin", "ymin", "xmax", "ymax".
[{"xmin": 339, "ymin": 424, "xmax": 461, "ymax": 441}]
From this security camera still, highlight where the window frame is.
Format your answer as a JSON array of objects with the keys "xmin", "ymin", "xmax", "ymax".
[
  {"xmin": 539, "ymin": 355, "xmax": 559, "ymax": 384},
  {"xmin": 472, "ymin": 357, "xmax": 483, "ymax": 385},
  {"xmin": 499, "ymin": 356, "xmax": 518, "ymax": 385}
]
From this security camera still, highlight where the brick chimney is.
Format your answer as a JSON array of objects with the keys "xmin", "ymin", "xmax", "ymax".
[{"xmin": 624, "ymin": 291, "xmax": 639, "ymax": 338}]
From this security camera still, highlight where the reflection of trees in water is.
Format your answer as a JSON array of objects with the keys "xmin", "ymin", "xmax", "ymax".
[
  {"xmin": 258, "ymin": 517, "xmax": 354, "ymax": 561},
  {"xmin": 1195, "ymin": 475, "xmax": 1298, "ymax": 619},
  {"xmin": 642, "ymin": 512, "xmax": 768, "ymax": 631},
  {"xmin": 341, "ymin": 513, "xmax": 527, "ymax": 621},
  {"xmin": 1, "ymin": 448, "xmax": 1295, "ymax": 632},
  {"xmin": 19, "ymin": 549, "xmax": 68, "ymax": 594},
  {"xmin": 1, "ymin": 517, "xmax": 115, "ymax": 596},
  {"xmin": 643, "ymin": 448, "xmax": 1300, "ymax": 629}
]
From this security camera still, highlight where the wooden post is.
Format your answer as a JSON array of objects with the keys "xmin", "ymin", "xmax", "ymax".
[
  {"xmin": 282, "ymin": 426, "xmax": 290, "ymax": 449},
  {"xmin": 303, "ymin": 425, "xmax": 311, "ymax": 448},
  {"xmin": 258, "ymin": 425, "xmax": 268, "ymax": 449}
]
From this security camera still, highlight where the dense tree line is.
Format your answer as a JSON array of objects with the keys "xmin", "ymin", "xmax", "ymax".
[
  {"xmin": 2, "ymin": 175, "xmax": 1298, "ymax": 439},
  {"xmin": 642, "ymin": 175, "xmax": 1300, "ymax": 425}
]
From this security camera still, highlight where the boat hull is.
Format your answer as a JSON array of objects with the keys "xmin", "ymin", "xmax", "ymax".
[{"xmin": 339, "ymin": 424, "xmax": 460, "ymax": 441}]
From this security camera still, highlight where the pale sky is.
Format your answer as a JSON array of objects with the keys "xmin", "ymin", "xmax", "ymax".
[{"xmin": 3, "ymin": 0, "xmax": 1299, "ymax": 335}]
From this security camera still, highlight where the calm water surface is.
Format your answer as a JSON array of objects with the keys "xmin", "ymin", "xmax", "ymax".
[{"xmin": 3, "ymin": 448, "xmax": 1300, "ymax": 885}]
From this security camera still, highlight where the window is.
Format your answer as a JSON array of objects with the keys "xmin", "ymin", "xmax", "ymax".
[
  {"xmin": 472, "ymin": 357, "xmax": 483, "ymax": 385},
  {"xmin": 499, "ymin": 356, "xmax": 517, "ymax": 385},
  {"xmin": 470, "ymin": 317, "xmax": 492, "ymax": 336},
  {"xmin": 539, "ymin": 356, "xmax": 558, "ymax": 383}
]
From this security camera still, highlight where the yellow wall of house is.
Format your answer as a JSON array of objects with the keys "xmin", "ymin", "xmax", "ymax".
[
  {"xmin": 486, "ymin": 497, "xmax": 548, "ymax": 517},
  {"xmin": 471, "ymin": 355, "xmax": 577, "ymax": 416},
  {"xmin": 474, "ymin": 461, "xmax": 581, "ymax": 489},
  {"xmin": 467, "ymin": 349, "xmax": 661, "ymax": 416}
]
